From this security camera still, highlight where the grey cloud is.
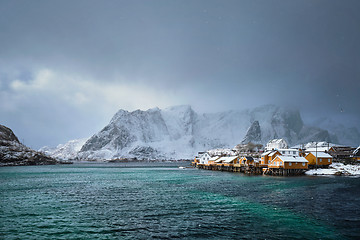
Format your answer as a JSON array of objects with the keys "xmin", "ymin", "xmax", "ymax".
[{"xmin": 0, "ymin": 0, "xmax": 359, "ymax": 148}]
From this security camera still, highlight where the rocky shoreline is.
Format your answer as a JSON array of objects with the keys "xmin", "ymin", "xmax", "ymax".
[{"xmin": 305, "ymin": 162, "xmax": 360, "ymax": 176}]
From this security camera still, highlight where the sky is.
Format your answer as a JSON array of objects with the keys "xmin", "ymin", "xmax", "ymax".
[{"xmin": 0, "ymin": 0, "xmax": 359, "ymax": 149}]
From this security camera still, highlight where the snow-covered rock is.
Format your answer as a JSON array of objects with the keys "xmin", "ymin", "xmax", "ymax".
[
  {"xmin": 77, "ymin": 104, "xmax": 341, "ymax": 160},
  {"xmin": 305, "ymin": 163, "xmax": 360, "ymax": 176},
  {"xmin": 0, "ymin": 124, "xmax": 58, "ymax": 166},
  {"xmin": 242, "ymin": 121, "xmax": 261, "ymax": 144}
]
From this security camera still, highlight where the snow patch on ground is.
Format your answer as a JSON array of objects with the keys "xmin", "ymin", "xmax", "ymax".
[{"xmin": 305, "ymin": 163, "xmax": 360, "ymax": 176}]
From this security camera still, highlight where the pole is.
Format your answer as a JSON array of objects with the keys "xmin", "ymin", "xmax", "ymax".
[{"xmin": 316, "ymin": 142, "xmax": 318, "ymax": 168}]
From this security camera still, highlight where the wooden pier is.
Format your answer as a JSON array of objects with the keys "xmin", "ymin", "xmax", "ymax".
[
  {"xmin": 194, "ymin": 163, "xmax": 306, "ymax": 176},
  {"xmin": 195, "ymin": 163, "xmax": 263, "ymax": 175},
  {"xmin": 262, "ymin": 168, "xmax": 306, "ymax": 176}
]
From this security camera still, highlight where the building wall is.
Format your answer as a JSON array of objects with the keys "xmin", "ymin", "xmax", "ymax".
[
  {"xmin": 284, "ymin": 162, "xmax": 308, "ymax": 169},
  {"xmin": 261, "ymin": 155, "xmax": 268, "ymax": 165},
  {"xmin": 208, "ymin": 160, "xmax": 215, "ymax": 165},
  {"xmin": 261, "ymin": 151, "xmax": 281, "ymax": 165},
  {"xmin": 268, "ymin": 151, "xmax": 281, "ymax": 163},
  {"xmin": 268, "ymin": 158, "xmax": 284, "ymax": 168},
  {"xmin": 200, "ymin": 153, "xmax": 211, "ymax": 164}
]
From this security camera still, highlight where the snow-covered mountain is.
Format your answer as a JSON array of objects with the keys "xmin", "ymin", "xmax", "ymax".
[
  {"xmin": 39, "ymin": 138, "xmax": 88, "ymax": 160},
  {"xmin": 76, "ymin": 104, "xmax": 342, "ymax": 160},
  {"xmin": 311, "ymin": 117, "xmax": 360, "ymax": 146}
]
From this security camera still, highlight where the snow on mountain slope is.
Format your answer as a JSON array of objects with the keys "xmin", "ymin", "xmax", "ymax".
[
  {"xmin": 77, "ymin": 104, "xmax": 340, "ymax": 160},
  {"xmin": 40, "ymin": 138, "xmax": 88, "ymax": 160}
]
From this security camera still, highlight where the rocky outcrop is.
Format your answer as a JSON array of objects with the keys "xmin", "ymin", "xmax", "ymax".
[
  {"xmin": 0, "ymin": 124, "xmax": 58, "ymax": 166},
  {"xmin": 242, "ymin": 121, "xmax": 261, "ymax": 144}
]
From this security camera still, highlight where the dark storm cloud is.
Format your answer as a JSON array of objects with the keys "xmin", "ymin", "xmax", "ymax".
[{"xmin": 0, "ymin": 0, "xmax": 359, "ymax": 148}]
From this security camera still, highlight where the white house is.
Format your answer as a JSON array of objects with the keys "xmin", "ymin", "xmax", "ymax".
[
  {"xmin": 265, "ymin": 139, "xmax": 288, "ymax": 151},
  {"xmin": 199, "ymin": 152, "xmax": 211, "ymax": 164},
  {"xmin": 277, "ymin": 149, "xmax": 300, "ymax": 157}
]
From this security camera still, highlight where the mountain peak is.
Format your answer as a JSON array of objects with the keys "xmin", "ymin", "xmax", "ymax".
[
  {"xmin": 0, "ymin": 124, "xmax": 20, "ymax": 143},
  {"xmin": 242, "ymin": 121, "xmax": 261, "ymax": 144}
]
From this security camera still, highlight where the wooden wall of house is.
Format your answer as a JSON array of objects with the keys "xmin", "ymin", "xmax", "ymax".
[
  {"xmin": 268, "ymin": 158, "xmax": 283, "ymax": 168},
  {"xmin": 284, "ymin": 162, "xmax": 308, "ymax": 169},
  {"xmin": 268, "ymin": 151, "xmax": 281, "ymax": 163}
]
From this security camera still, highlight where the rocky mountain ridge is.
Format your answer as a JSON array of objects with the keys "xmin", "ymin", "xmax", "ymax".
[{"xmin": 74, "ymin": 104, "xmax": 342, "ymax": 160}]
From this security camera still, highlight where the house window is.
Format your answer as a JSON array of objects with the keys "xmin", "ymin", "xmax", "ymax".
[
  {"xmin": 280, "ymin": 162, "xmax": 283, "ymax": 166},
  {"xmin": 302, "ymin": 162, "xmax": 305, "ymax": 166},
  {"xmin": 289, "ymin": 162, "xmax": 292, "ymax": 166},
  {"xmin": 328, "ymin": 159, "xmax": 330, "ymax": 162},
  {"xmin": 320, "ymin": 159, "xmax": 322, "ymax": 162}
]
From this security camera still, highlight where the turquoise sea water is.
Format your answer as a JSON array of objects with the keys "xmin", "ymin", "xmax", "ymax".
[{"xmin": 1, "ymin": 163, "xmax": 359, "ymax": 239}]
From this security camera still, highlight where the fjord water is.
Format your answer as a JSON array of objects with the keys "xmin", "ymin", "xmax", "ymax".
[{"xmin": 1, "ymin": 163, "xmax": 359, "ymax": 239}]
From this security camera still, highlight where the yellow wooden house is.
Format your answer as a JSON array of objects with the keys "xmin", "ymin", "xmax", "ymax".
[
  {"xmin": 240, "ymin": 156, "xmax": 259, "ymax": 167},
  {"xmin": 261, "ymin": 150, "xmax": 281, "ymax": 166},
  {"xmin": 207, "ymin": 156, "xmax": 221, "ymax": 166},
  {"xmin": 192, "ymin": 157, "xmax": 199, "ymax": 166},
  {"xmin": 269, "ymin": 155, "xmax": 308, "ymax": 169},
  {"xmin": 305, "ymin": 152, "xmax": 332, "ymax": 166},
  {"xmin": 222, "ymin": 156, "xmax": 239, "ymax": 167}
]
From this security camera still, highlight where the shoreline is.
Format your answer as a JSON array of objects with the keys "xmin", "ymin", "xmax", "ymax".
[
  {"xmin": 305, "ymin": 162, "xmax": 360, "ymax": 176},
  {"xmin": 2, "ymin": 160, "xmax": 359, "ymax": 177}
]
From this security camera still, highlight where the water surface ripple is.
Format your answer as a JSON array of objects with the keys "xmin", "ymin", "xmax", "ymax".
[{"xmin": 1, "ymin": 163, "xmax": 359, "ymax": 239}]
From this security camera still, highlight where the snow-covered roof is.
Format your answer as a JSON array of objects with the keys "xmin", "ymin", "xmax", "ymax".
[
  {"xmin": 223, "ymin": 156, "xmax": 238, "ymax": 163},
  {"xmin": 293, "ymin": 142, "xmax": 338, "ymax": 150},
  {"xmin": 305, "ymin": 147, "xmax": 332, "ymax": 152},
  {"xmin": 200, "ymin": 152, "xmax": 210, "ymax": 157},
  {"xmin": 277, "ymin": 149, "xmax": 299, "ymax": 152},
  {"xmin": 214, "ymin": 156, "xmax": 238, "ymax": 163},
  {"xmin": 269, "ymin": 151, "xmax": 280, "ymax": 157},
  {"xmin": 353, "ymin": 146, "xmax": 360, "ymax": 155},
  {"xmin": 261, "ymin": 151, "xmax": 272, "ymax": 156},
  {"xmin": 307, "ymin": 152, "xmax": 332, "ymax": 158},
  {"xmin": 209, "ymin": 156, "xmax": 220, "ymax": 161},
  {"xmin": 275, "ymin": 156, "xmax": 308, "ymax": 163},
  {"xmin": 215, "ymin": 157, "xmax": 226, "ymax": 163}
]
